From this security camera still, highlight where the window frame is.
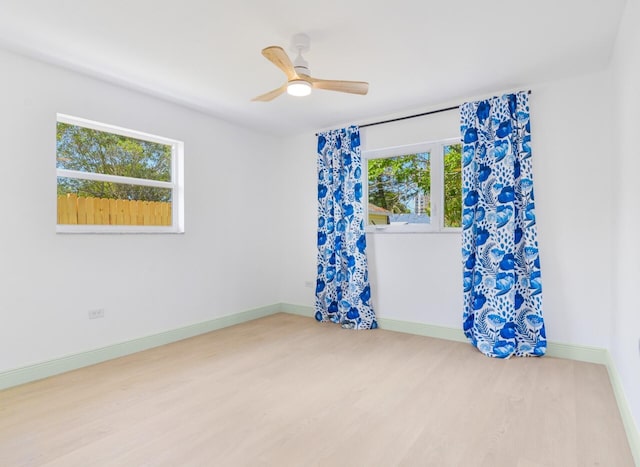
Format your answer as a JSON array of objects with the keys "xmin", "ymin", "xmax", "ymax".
[
  {"xmin": 363, "ymin": 137, "xmax": 462, "ymax": 234},
  {"xmin": 56, "ymin": 114, "xmax": 184, "ymax": 234}
]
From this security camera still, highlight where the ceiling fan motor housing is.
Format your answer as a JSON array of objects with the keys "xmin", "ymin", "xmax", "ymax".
[
  {"xmin": 292, "ymin": 33, "xmax": 311, "ymax": 78},
  {"xmin": 294, "ymin": 64, "xmax": 311, "ymax": 78}
]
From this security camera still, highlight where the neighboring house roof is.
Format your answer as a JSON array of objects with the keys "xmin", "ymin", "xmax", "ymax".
[{"xmin": 368, "ymin": 203, "xmax": 392, "ymax": 215}]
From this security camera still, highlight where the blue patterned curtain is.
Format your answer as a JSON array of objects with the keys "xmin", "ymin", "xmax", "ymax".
[
  {"xmin": 460, "ymin": 91, "xmax": 545, "ymax": 358},
  {"xmin": 315, "ymin": 126, "xmax": 377, "ymax": 330}
]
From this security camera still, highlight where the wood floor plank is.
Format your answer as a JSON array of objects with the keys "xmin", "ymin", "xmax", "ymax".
[{"xmin": 0, "ymin": 313, "xmax": 634, "ymax": 466}]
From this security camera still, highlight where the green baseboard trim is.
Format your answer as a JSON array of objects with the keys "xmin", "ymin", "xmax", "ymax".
[
  {"xmin": 378, "ymin": 317, "xmax": 468, "ymax": 342},
  {"xmin": 279, "ymin": 306, "xmax": 470, "ymax": 344},
  {"xmin": 0, "ymin": 303, "xmax": 282, "ymax": 391},
  {"xmin": 544, "ymin": 341, "xmax": 609, "ymax": 364},
  {"xmin": 377, "ymin": 318, "xmax": 612, "ymax": 365},
  {"xmin": 604, "ymin": 352, "xmax": 640, "ymax": 465},
  {"xmin": 279, "ymin": 303, "xmax": 314, "ymax": 317},
  {"xmin": 276, "ymin": 307, "xmax": 615, "ymax": 365}
]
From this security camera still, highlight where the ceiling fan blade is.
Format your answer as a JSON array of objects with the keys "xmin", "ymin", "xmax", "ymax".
[
  {"xmin": 309, "ymin": 77, "xmax": 369, "ymax": 95},
  {"xmin": 252, "ymin": 84, "xmax": 287, "ymax": 102},
  {"xmin": 262, "ymin": 46, "xmax": 298, "ymax": 81}
]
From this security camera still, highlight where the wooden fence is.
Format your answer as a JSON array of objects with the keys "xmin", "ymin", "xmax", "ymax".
[{"xmin": 57, "ymin": 194, "xmax": 172, "ymax": 226}]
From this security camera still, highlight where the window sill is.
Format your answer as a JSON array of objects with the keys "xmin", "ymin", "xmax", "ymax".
[
  {"xmin": 365, "ymin": 226, "xmax": 461, "ymax": 235},
  {"xmin": 56, "ymin": 225, "xmax": 184, "ymax": 234}
]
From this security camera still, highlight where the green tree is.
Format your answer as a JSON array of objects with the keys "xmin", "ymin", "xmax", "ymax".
[
  {"xmin": 367, "ymin": 145, "xmax": 463, "ymax": 227},
  {"xmin": 443, "ymin": 144, "xmax": 462, "ymax": 228},
  {"xmin": 56, "ymin": 123, "xmax": 172, "ymax": 201},
  {"xmin": 367, "ymin": 153, "xmax": 430, "ymax": 213}
]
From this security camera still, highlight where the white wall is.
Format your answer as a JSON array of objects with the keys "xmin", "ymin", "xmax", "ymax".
[
  {"xmin": 611, "ymin": 0, "xmax": 640, "ymax": 434},
  {"xmin": 0, "ymin": 48, "xmax": 283, "ymax": 372},
  {"xmin": 277, "ymin": 133, "xmax": 318, "ymax": 306},
  {"xmin": 280, "ymin": 71, "xmax": 616, "ymax": 349},
  {"xmin": 532, "ymin": 71, "xmax": 615, "ymax": 348},
  {"xmin": 361, "ymin": 110, "xmax": 463, "ymax": 327}
]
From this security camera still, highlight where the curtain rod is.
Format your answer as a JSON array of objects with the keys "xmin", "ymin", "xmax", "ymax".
[
  {"xmin": 315, "ymin": 90, "xmax": 531, "ymax": 135},
  {"xmin": 360, "ymin": 90, "xmax": 532, "ymax": 130},
  {"xmin": 359, "ymin": 105, "xmax": 459, "ymax": 129}
]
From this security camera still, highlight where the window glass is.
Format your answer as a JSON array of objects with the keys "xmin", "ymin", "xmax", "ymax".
[
  {"xmin": 57, "ymin": 178, "xmax": 172, "ymax": 226},
  {"xmin": 365, "ymin": 139, "xmax": 461, "ymax": 232},
  {"xmin": 56, "ymin": 123, "xmax": 171, "ymax": 182},
  {"xmin": 443, "ymin": 143, "xmax": 462, "ymax": 228},
  {"xmin": 56, "ymin": 114, "xmax": 183, "ymax": 233},
  {"xmin": 367, "ymin": 153, "xmax": 430, "ymax": 225}
]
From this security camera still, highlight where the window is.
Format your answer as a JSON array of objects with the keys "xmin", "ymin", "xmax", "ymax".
[
  {"xmin": 56, "ymin": 114, "xmax": 184, "ymax": 233},
  {"xmin": 364, "ymin": 138, "xmax": 462, "ymax": 233}
]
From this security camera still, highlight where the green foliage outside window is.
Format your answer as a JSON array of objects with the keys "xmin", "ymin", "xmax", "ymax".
[
  {"xmin": 443, "ymin": 144, "xmax": 462, "ymax": 228},
  {"xmin": 56, "ymin": 123, "xmax": 172, "ymax": 201},
  {"xmin": 367, "ymin": 143, "xmax": 462, "ymax": 227},
  {"xmin": 368, "ymin": 153, "xmax": 430, "ymax": 214}
]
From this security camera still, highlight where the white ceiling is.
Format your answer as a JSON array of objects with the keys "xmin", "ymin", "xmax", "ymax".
[{"xmin": 0, "ymin": 0, "xmax": 626, "ymax": 135}]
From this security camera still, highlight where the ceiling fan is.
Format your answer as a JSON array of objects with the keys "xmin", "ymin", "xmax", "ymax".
[{"xmin": 252, "ymin": 33, "xmax": 369, "ymax": 102}]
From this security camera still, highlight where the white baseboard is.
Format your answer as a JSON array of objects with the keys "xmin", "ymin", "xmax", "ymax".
[{"xmin": 2, "ymin": 302, "xmax": 637, "ymax": 465}]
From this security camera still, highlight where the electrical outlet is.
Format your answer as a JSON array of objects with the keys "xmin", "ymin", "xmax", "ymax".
[
  {"xmin": 304, "ymin": 280, "xmax": 314, "ymax": 288},
  {"xmin": 88, "ymin": 309, "xmax": 105, "ymax": 320}
]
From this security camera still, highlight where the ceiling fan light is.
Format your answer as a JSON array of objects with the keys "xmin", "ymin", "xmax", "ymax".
[{"xmin": 287, "ymin": 80, "xmax": 312, "ymax": 97}]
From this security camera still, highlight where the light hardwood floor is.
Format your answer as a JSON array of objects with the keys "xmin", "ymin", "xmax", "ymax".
[{"xmin": 0, "ymin": 313, "xmax": 634, "ymax": 466}]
